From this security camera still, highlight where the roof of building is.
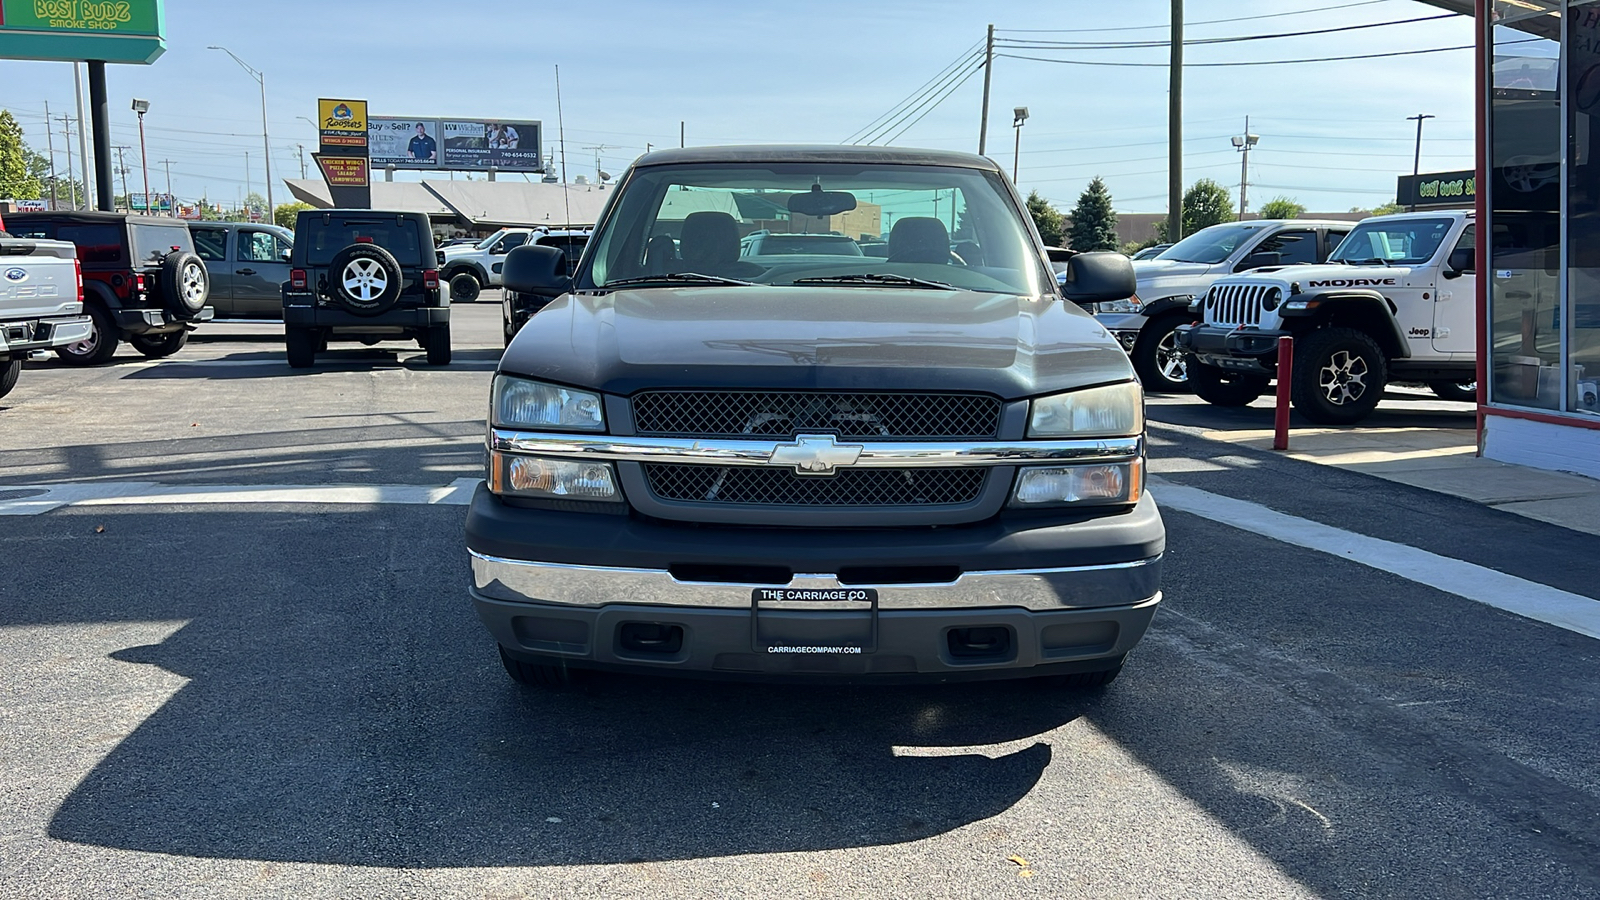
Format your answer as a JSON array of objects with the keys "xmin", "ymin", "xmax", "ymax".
[{"xmin": 282, "ymin": 178, "xmax": 613, "ymax": 228}]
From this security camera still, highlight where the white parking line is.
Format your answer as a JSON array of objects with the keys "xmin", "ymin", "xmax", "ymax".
[
  {"xmin": 1151, "ymin": 479, "xmax": 1600, "ymax": 641},
  {"xmin": 0, "ymin": 478, "xmax": 481, "ymax": 515}
]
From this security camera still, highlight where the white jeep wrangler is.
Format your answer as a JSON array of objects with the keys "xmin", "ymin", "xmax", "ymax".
[{"xmin": 1175, "ymin": 210, "xmax": 1477, "ymax": 425}]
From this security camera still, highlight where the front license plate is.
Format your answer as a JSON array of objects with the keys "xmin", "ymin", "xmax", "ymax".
[{"xmin": 752, "ymin": 587, "xmax": 878, "ymax": 603}]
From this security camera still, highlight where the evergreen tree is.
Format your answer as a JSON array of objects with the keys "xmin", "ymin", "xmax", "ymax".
[
  {"xmin": 0, "ymin": 111, "xmax": 43, "ymax": 201},
  {"xmin": 1025, "ymin": 190, "xmax": 1066, "ymax": 247},
  {"xmin": 1067, "ymin": 177, "xmax": 1119, "ymax": 252}
]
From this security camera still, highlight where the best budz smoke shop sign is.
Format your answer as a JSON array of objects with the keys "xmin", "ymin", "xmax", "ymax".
[{"xmin": 0, "ymin": 0, "xmax": 166, "ymax": 64}]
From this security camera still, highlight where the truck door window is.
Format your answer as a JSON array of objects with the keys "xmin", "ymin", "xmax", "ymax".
[
  {"xmin": 1323, "ymin": 229, "xmax": 1350, "ymax": 261},
  {"xmin": 1258, "ymin": 230, "xmax": 1317, "ymax": 265},
  {"xmin": 501, "ymin": 232, "xmax": 529, "ymax": 252},
  {"xmin": 191, "ymin": 228, "xmax": 226, "ymax": 262},
  {"xmin": 238, "ymin": 231, "xmax": 279, "ymax": 262}
]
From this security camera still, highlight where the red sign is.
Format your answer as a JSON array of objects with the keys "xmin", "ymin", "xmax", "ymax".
[{"xmin": 317, "ymin": 155, "xmax": 369, "ymax": 187}]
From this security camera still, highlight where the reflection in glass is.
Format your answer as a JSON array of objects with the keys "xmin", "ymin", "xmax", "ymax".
[{"xmin": 1569, "ymin": 1, "xmax": 1600, "ymax": 414}]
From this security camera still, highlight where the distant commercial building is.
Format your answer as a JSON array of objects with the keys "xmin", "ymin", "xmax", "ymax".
[{"xmin": 282, "ymin": 179, "xmax": 614, "ymax": 239}]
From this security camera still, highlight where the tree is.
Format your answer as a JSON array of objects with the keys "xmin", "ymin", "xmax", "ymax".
[
  {"xmin": 1155, "ymin": 178, "xmax": 1236, "ymax": 242},
  {"xmin": 1067, "ymin": 177, "xmax": 1119, "ymax": 252},
  {"xmin": 1256, "ymin": 196, "xmax": 1305, "ymax": 220},
  {"xmin": 1025, "ymin": 190, "xmax": 1066, "ymax": 247},
  {"xmin": 1368, "ymin": 201, "xmax": 1405, "ymax": 216},
  {"xmin": 275, "ymin": 201, "xmax": 313, "ymax": 229},
  {"xmin": 25, "ymin": 148, "xmax": 87, "ymax": 208},
  {"xmin": 0, "ymin": 111, "xmax": 42, "ymax": 201}
]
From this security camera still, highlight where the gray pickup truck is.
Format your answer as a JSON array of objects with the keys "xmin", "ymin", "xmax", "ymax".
[
  {"xmin": 0, "ymin": 236, "xmax": 92, "ymax": 400},
  {"xmin": 467, "ymin": 145, "xmax": 1164, "ymax": 689},
  {"xmin": 188, "ymin": 221, "xmax": 294, "ymax": 319}
]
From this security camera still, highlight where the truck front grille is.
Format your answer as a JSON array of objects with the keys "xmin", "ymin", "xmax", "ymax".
[
  {"xmin": 643, "ymin": 464, "xmax": 987, "ymax": 507},
  {"xmin": 630, "ymin": 391, "xmax": 1002, "ymax": 440},
  {"xmin": 1206, "ymin": 284, "xmax": 1273, "ymax": 326}
]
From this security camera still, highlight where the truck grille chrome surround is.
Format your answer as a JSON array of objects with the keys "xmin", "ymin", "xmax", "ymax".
[
  {"xmin": 1206, "ymin": 283, "xmax": 1271, "ymax": 327},
  {"xmin": 644, "ymin": 464, "xmax": 986, "ymax": 507},
  {"xmin": 630, "ymin": 390, "xmax": 1003, "ymax": 440}
]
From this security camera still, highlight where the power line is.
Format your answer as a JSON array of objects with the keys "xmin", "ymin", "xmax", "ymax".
[
  {"xmin": 880, "ymin": 60, "xmax": 987, "ymax": 145},
  {"xmin": 997, "ymin": 43, "xmax": 1479, "ymax": 68},
  {"xmin": 847, "ymin": 43, "xmax": 984, "ymax": 144},
  {"xmin": 995, "ymin": 0, "xmax": 1393, "ymax": 32},
  {"xmin": 993, "ymin": 14, "xmax": 1453, "ymax": 50},
  {"xmin": 858, "ymin": 52, "xmax": 986, "ymax": 145}
]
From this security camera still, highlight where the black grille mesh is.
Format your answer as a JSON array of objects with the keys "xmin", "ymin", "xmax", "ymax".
[
  {"xmin": 630, "ymin": 391, "xmax": 1002, "ymax": 440},
  {"xmin": 643, "ymin": 464, "xmax": 986, "ymax": 507}
]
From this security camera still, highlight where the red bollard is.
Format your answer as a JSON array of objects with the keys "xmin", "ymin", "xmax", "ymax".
[{"xmin": 1273, "ymin": 335, "xmax": 1294, "ymax": 451}]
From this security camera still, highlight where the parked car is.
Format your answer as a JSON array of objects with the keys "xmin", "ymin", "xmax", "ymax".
[
  {"xmin": 188, "ymin": 221, "xmax": 294, "ymax": 319},
  {"xmin": 280, "ymin": 209, "xmax": 450, "ymax": 368},
  {"xmin": 470, "ymin": 144, "xmax": 1162, "ymax": 689},
  {"xmin": 6, "ymin": 212, "xmax": 212, "ymax": 363},
  {"xmin": 1177, "ymin": 210, "xmax": 1478, "ymax": 424},
  {"xmin": 0, "ymin": 235, "xmax": 92, "ymax": 399},
  {"xmin": 1074, "ymin": 219, "xmax": 1353, "ymax": 393},
  {"xmin": 1130, "ymin": 243, "xmax": 1171, "ymax": 261},
  {"xmin": 500, "ymin": 230, "xmax": 591, "ymax": 346}
]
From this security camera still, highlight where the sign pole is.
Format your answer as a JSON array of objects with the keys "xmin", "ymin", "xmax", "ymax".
[{"xmin": 88, "ymin": 61, "xmax": 113, "ymax": 212}]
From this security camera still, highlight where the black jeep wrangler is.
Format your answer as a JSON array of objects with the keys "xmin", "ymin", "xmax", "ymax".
[
  {"xmin": 6, "ymin": 212, "xmax": 212, "ymax": 364},
  {"xmin": 281, "ymin": 210, "xmax": 450, "ymax": 368}
]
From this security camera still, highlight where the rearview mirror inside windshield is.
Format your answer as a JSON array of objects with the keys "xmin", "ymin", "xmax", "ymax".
[{"xmin": 787, "ymin": 185, "xmax": 858, "ymax": 218}]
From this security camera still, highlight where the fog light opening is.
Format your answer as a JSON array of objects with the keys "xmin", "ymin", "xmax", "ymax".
[
  {"xmin": 618, "ymin": 622, "xmax": 684, "ymax": 655},
  {"xmin": 947, "ymin": 626, "xmax": 1013, "ymax": 660}
]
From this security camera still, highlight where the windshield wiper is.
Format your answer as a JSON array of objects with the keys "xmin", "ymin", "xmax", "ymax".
[
  {"xmin": 604, "ymin": 272, "xmax": 758, "ymax": 288},
  {"xmin": 790, "ymin": 273, "xmax": 955, "ymax": 290}
]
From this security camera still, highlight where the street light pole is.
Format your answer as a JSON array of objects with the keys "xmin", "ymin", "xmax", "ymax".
[
  {"xmin": 1232, "ymin": 116, "xmax": 1259, "ymax": 219},
  {"xmin": 209, "ymin": 46, "xmax": 274, "ymax": 218},
  {"xmin": 132, "ymin": 99, "xmax": 151, "ymax": 215},
  {"xmin": 1012, "ymin": 107, "xmax": 1028, "ymax": 184}
]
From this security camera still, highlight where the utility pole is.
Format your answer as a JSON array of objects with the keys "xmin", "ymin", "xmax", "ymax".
[
  {"xmin": 158, "ymin": 159, "xmax": 173, "ymax": 207},
  {"xmin": 680, "ymin": 121, "xmax": 685, "ymax": 148},
  {"xmin": 1168, "ymin": 0, "xmax": 1184, "ymax": 243},
  {"xmin": 1406, "ymin": 113, "xmax": 1434, "ymax": 212},
  {"xmin": 582, "ymin": 144, "xmax": 613, "ymax": 182},
  {"xmin": 978, "ymin": 23, "xmax": 995, "ymax": 156},
  {"xmin": 58, "ymin": 115, "xmax": 77, "ymax": 209},
  {"xmin": 113, "ymin": 145, "xmax": 130, "ymax": 211},
  {"xmin": 297, "ymin": 143, "xmax": 307, "ymax": 179},
  {"xmin": 1232, "ymin": 116, "xmax": 1260, "ymax": 219},
  {"xmin": 245, "ymin": 150, "xmax": 251, "ymax": 213},
  {"xmin": 43, "ymin": 100, "xmax": 59, "ymax": 210}
]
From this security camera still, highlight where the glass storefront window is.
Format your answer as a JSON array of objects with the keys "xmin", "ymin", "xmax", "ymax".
[
  {"xmin": 1569, "ymin": 1, "xmax": 1600, "ymax": 414},
  {"xmin": 1490, "ymin": 2, "xmax": 1563, "ymax": 409}
]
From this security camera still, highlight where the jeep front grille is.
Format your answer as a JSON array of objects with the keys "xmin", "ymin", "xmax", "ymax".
[
  {"xmin": 643, "ymin": 464, "xmax": 987, "ymax": 507},
  {"xmin": 1206, "ymin": 284, "xmax": 1273, "ymax": 327},
  {"xmin": 630, "ymin": 391, "xmax": 1002, "ymax": 440}
]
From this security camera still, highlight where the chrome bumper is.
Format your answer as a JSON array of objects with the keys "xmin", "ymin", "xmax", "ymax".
[
  {"xmin": 471, "ymin": 550, "xmax": 1163, "ymax": 612},
  {"xmin": 0, "ymin": 315, "xmax": 92, "ymax": 353}
]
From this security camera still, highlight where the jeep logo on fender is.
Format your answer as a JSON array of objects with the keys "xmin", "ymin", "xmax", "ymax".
[{"xmin": 1306, "ymin": 278, "xmax": 1397, "ymax": 288}]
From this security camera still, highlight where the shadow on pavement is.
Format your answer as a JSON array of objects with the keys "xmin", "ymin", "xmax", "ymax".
[
  {"xmin": 1148, "ymin": 388, "xmax": 1476, "ymax": 433},
  {"xmin": 20, "ymin": 506, "xmax": 1081, "ymax": 866}
]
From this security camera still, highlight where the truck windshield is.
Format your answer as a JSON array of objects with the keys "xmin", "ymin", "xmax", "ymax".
[
  {"xmin": 1328, "ymin": 218, "xmax": 1455, "ymax": 265},
  {"xmin": 475, "ymin": 229, "xmax": 509, "ymax": 251},
  {"xmin": 583, "ymin": 162, "xmax": 1051, "ymax": 296},
  {"xmin": 1156, "ymin": 223, "xmax": 1267, "ymax": 265}
]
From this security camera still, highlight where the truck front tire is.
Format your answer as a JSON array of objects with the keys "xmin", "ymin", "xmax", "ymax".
[
  {"xmin": 1131, "ymin": 313, "xmax": 1194, "ymax": 393},
  {"xmin": 1189, "ymin": 360, "xmax": 1269, "ymax": 407},
  {"xmin": 1291, "ymin": 327, "xmax": 1389, "ymax": 425}
]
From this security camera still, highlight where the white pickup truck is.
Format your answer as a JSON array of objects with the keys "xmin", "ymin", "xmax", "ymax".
[
  {"xmin": 0, "ymin": 236, "xmax": 92, "ymax": 400},
  {"xmin": 1175, "ymin": 210, "xmax": 1476, "ymax": 425},
  {"xmin": 441, "ymin": 228, "xmax": 592, "ymax": 302}
]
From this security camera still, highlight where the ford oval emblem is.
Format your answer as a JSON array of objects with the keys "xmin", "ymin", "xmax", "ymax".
[{"xmin": 2, "ymin": 267, "xmax": 26, "ymax": 283}]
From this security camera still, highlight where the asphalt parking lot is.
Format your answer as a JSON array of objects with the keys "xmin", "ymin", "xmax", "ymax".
[{"xmin": 3, "ymin": 299, "xmax": 1599, "ymax": 899}]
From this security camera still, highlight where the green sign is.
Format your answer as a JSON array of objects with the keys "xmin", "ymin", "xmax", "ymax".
[{"xmin": 0, "ymin": 0, "xmax": 165, "ymax": 64}]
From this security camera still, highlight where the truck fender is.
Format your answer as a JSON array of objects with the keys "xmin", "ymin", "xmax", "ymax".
[
  {"xmin": 442, "ymin": 260, "xmax": 489, "ymax": 284},
  {"xmin": 1283, "ymin": 289, "xmax": 1411, "ymax": 359},
  {"xmin": 1139, "ymin": 295, "xmax": 1199, "ymax": 319},
  {"xmin": 82, "ymin": 279, "xmax": 119, "ymax": 312}
]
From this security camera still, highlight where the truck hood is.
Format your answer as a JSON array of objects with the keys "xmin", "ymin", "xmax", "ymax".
[
  {"xmin": 1218, "ymin": 263, "xmax": 1418, "ymax": 289},
  {"xmin": 440, "ymin": 245, "xmax": 478, "ymax": 257},
  {"xmin": 499, "ymin": 286, "xmax": 1134, "ymax": 399},
  {"xmin": 1132, "ymin": 258, "xmax": 1221, "ymax": 300}
]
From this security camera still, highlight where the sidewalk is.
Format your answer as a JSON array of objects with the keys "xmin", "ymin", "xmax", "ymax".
[{"xmin": 1193, "ymin": 422, "xmax": 1600, "ymax": 538}]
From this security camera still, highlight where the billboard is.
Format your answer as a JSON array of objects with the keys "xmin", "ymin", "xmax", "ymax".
[
  {"xmin": 369, "ymin": 117, "xmax": 441, "ymax": 170},
  {"xmin": 318, "ymin": 98, "xmax": 368, "ymax": 148},
  {"xmin": 0, "ymin": 0, "xmax": 165, "ymax": 64}
]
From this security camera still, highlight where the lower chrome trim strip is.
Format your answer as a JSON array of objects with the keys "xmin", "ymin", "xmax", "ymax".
[{"xmin": 470, "ymin": 550, "xmax": 1162, "ymax": 612}]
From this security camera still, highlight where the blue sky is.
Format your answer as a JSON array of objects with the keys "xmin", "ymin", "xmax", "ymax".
[{"xmin": 2, "ymin": 0, "xmax": 1476, "ymax": 214}]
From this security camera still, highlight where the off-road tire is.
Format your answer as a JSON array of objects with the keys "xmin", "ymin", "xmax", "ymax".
[
  {"xmin": 1428, "ymin": 379, "xmax": 1477, "ymax": 403},
  {"xmin": 55, "ymin": 302, "xmax": 118, "ymax": 366},
  {"xmin": 499, "ymin": 646, "xmax": 580, "ymax": 688},
  {"xmin": 449, "ymin": 271, "xmax": 481, "ymax": 303},
  {"xmin": 285, "ymin": 326, "xmax": 317, "ymax": 369},
  {"xmin": 0, "ymin": 357, "xmax": 19, "ymax": 399},
  {"xmin": 1291, "ymin": 327, "xmax": 1389, "ymax": 425},
  {"xmin": 1131, "ymin": 313, "xmax": 1195, "ymax": 393},
  {"xmin": 1189, "ymin": 360, "xmax": 1269, "ymax": 407},
  {"xmin": 160, "ymin": 250, "xmax": 210, "ymax": 315},
  {"xmin": 424, "ymin": 323, "xmax": 452, "ymax": 366},
  {"xmin": 129, "ymin": 329, "xmax": 188, "ymax": 358},
  {"xmin": 327, "ymin": 243, "xmax": 404, "ymax": 317}
]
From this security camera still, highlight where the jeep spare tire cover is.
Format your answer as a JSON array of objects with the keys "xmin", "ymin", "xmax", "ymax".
[
  {"xmin": 328, "ymin": 243, "xmax": 404, "ymax": 317},
  {"xmin": 161, "ymin": 250, "xmax": 210, "ymax": 314}
]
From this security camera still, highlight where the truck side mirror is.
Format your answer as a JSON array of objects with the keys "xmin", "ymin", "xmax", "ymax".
[
  {"xmin": 1059, "ymin": 251, "xmax": 1135, "ymax": 306},
  {"xmin": 502, "ymin": 245, "xmax": 571, "ymax": 297},
  {"xmin": 1237, "ymin": 251, "xmax": 1282, "ymax": 272},
  {"xmin": 1444, "ymin": 247, "xmax": 1474, "ymax": 278}
]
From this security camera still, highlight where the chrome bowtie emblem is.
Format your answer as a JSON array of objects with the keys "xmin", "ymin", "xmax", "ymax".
[{"xmin": 768, "ymin": 434, "xmax": 863, "ymax": 476}]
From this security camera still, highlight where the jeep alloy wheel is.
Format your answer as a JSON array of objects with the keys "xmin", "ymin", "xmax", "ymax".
[
  {"xmin": 343, "ymin": 258, "xmax": 388, "ymax": 303},
  {"xmin": 181, "ymin": 261, "xmax": 206, "ymax": 307}
]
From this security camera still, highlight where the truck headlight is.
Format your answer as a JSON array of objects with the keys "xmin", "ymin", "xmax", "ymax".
[
  {"xmin": 493, "ymin": 376, "xmax": 604, "ymax": 431},
  {"xmin": 1028, "ymin": 382, "xmax": 1144, "ymax": 438},
  {"xmin": 1010, "ymin": 460, "xmax": 1143, "ymax": 507},
  {"xmin": 490, "ymin": 451, "xmax": 621, "ymax": 502},
  {"xmin": 1097, "ymin": 295, "xmax": 1143, "ymax": 314}
]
